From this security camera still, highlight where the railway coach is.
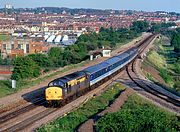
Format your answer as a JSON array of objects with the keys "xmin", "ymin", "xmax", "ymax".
[{"xmin": 45, "ymin": 48, "xmax": 138, "ymax": 106}]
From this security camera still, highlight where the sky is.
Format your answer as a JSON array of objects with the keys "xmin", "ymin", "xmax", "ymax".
[{"xmin": 0, "ymin": 0, "xmax": 180, "ymax": 13}]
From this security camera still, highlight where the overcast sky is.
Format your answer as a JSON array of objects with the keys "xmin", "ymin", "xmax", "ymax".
[{"xmin": 0, "ymin": 0, "xmax": 180, "ymax": 13}]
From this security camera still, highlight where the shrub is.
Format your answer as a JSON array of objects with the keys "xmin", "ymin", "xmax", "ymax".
[
  {"xmin": 12, "ymin": 56, "xmax": 40, "ymax": 80},
  {"xmin": 96, "ymin": 95, "xmax": 179, "ymax": 132}
]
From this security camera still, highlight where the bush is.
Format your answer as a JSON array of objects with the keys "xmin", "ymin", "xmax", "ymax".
[
  {"xmin": 171, "ymin": 33, "xmax": 180, "ymax": 53},
  {"xmin": 159, "ymin": 69, "xmax": 173, "ymax": 84},
  {"xmin": 12, "ymin": 56, "xmax": 40, "ymax": 80},
  {"xmin": 28, "ymin": 54, "xmax": 50, "ymax": 67},
  {"xmin": 96, "ymin": 95, "xmax": 179, "ymax": 132}
]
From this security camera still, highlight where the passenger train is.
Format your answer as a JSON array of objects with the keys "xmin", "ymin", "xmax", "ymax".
[{"xmin": 45, "ymin": 47, "xmax": 138, "ymax": 106}]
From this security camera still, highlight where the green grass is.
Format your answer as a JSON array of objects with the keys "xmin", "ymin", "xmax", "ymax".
[
  {"xmin": 147, "ymin": 50, "xmax": 166, "ymax": 69},
  {"xmin": 0, "ymin": 34, "xmax": 10, "ymax": 41},
  {"xmin": 0, "ymin": 80, "xmax": 16, "ymax": 97},
  {"xmin": 146, "ymin": 73, "xmax": 154, "ymax": 81},
  {"xmin": 96, "ymin": 94, "xmax": 179, "ymax": 132},
  {"xmin": 37, "ymin": 83, "xmax": 126, "ymax": 132}
]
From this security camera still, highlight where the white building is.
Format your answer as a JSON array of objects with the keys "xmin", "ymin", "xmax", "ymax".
[
  {"xmin": 62, "ymin": 35, "xmax": 69, "ymax": 41},
  {"xmin": 46, "ymin": 35, "xmax": 56, "ymax": 43},
  {"xmin": 54, "ymin": 35, "xmax": 62, "ymax": 44}
]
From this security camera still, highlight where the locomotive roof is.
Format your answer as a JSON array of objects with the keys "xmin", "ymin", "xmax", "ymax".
[{"xmin": 50, "ymin": 71, "xmax": 86, "ymax": 86}]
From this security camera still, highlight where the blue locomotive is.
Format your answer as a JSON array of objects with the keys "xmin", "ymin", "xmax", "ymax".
[{"xmin": 45, "ymin": 48, "xmax": 138, "ymax": 105}]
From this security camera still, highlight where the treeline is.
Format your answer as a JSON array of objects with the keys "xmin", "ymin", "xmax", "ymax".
[
  {"xmin": 12, "ymin": 23, "xmax": 145, "ymax": 80},
  {"xmin": 150, "ymin": 22, "xmax": 176, "ymax": 33},
  {"xmin": 171, "ymin": 29, "xmax": 180, "ymax": 53},
  {"xmin": 151, "ymin": 22, "xmax": 180, "ymax": 53}
]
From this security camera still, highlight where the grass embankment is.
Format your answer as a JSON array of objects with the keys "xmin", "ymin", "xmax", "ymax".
[
  {"xmin": 37, "ymin": 83, "xmax": 126, "ymax": 132},
  {"xmin": 143, "ymin": 36, "xmax": 180, "ymax": 93},
  {"xmin": 0, "ymin": 61, "xmax": 88, "ymax": 98},
  {"xmin": 96, "ymin": 94, "xmax": 180, "ymax": 132}
]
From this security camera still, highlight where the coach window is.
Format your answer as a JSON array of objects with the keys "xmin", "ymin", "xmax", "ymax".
[
  {"xmin": 53, "ymin": 82, "xmax": 57, "ymax": 86},
  {"xmin": 49, "ymin": 82, "xmax": 53, "ymax": 86}
]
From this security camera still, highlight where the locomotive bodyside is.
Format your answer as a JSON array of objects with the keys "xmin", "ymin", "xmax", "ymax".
[{"xmin": 45, "ymin": 71, "xmax": 89, "ymax": 105}]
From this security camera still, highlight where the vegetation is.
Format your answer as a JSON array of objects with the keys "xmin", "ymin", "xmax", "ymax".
[
  {"xmin": 145, "ymin": 36, "xmax": 180, "ymax": 92},
  {"xmin": 131, "ymin": 21, "xmax": 149, "ymax": 33},
  {"xmin": 147, "ymin": 50, "xmax": 166, "ymax": 69},
  {"xmin": 96, "ymin": 94, "xmax": 179, "ymax": 132},
  {"xmin": 0, "ymin": 57, "xmax": 11, "ymax": 65},
  {"xmin": 38, "ymin": 83, "xmax": 126, "ymax": 132},
  {"xmin": 171, "ymin": 32, "xmax": 180, "ymax": 52},
  {"xmin": 0, "ymin": 80, "xmax": 14, "ymax": 97},
  {"xmin": 150, "ymin": 22, "xmax": 176, "ymax": 33},
  {"xmin": 11, "ymin": 56, "xmax": 40, "ymax": 80}
]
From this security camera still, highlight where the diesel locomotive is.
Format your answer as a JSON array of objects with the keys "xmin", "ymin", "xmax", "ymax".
[{"xmin": 45, "ymin": 48, "xmax": 138, "ymax": 106}]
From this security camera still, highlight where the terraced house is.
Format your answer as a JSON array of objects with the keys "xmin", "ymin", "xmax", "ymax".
[{"xmin": 0, "ymin": 37, "xmax": 49, "ymax": 58}]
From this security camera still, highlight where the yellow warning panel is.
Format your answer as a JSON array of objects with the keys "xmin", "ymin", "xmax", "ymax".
[{"xmin": 45, "ymin": 87, "xmax": 63, "ymax": 100}]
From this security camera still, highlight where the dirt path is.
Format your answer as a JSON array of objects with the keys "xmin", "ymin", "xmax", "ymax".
[
  {"xmin": 0, "ymin": 33, "xmax": 150, "ymax": 109},
  {"xmin": 78, "ymin": 88, "xmax": 135, "ymax": 132}
]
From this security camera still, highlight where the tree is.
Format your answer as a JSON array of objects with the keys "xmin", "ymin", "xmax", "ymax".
[
  {"xmin": 28, "ymin": 54, "xmax": 50, "ymax": 67},
  {"xmin": 12, "ymin": 56, "xmax": 40, "ymax": 80},
  {"xmin": 63, "ymin": 50, "xmax": 81, "ymax": 64},
  {"xmin": 171, "ymin": 33, "xmax": 180, "ymax": 52},
  {"xmin": 132, "ymin": 21, "xmax": 150, "ymax": 33},
  {"xmin": 174, "ymin": 57, "xmax": 180, "ymax": 74},
  {"xmin": 48, "ymin": 47, "xmax": 63, "ymax": 67},
  {"xmin": 48, "ymin": 47, "xmax": 62, "ymax": 58}
]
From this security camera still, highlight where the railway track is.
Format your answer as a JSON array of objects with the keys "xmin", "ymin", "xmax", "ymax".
[
  {"xmin": 0, "ymin": 98, "xmax": 46, "ymax": 124},
  {"xmin": 126, "ymin": 34, "xmax": 180, "ymax": 113},
  {"xmin": 127, "ymin": 61, "xmax": 180, "ymax": 107},
  {"xmin": 1, "ymin": 34, "xmax": 175, "ymax": 131},
  {"xmin": 0, "ymin": 68, "xmax": 125, "ymax": 131},
  {"xmin": 2, "ymin": 108, "xmax": 57, "ymax": 131}
]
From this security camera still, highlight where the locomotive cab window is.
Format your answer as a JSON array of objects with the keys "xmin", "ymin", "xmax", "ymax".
[{"xmin": 48, "ymin": 82, "xmax": 53, "ymax": 86}]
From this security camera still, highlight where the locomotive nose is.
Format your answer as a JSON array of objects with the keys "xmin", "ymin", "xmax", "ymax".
[{"xmin": 45, "ymin": 87, "xmax": 63, "ymax": 100}]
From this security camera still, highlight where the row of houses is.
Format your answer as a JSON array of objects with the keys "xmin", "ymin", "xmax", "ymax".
[{"xmin": 0, "ymin": 37, "xmax": 49, "ymax": 58}]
